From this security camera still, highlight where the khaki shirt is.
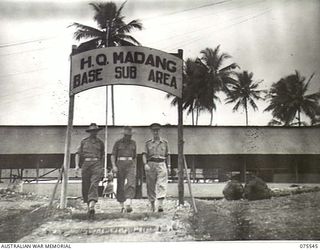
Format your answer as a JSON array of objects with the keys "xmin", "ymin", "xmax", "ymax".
[
  {"xmin": 144, "ymin": 138, "xmax": 170, "ymax": 160},
  {"xmin": 77, "ymin": 137, "xmax": 104, "ymax": 159},
  {"xmin": 112, "ymin": 138, "xmax": 136, "ymax": 159}
]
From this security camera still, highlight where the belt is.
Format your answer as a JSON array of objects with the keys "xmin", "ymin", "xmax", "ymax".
[
  {"xmin": 84, "ymin": 157, "xmax": 100, "ymax": 161},
  {"xmin": 148, "ymin": 157, "xmax": 165, "ymax": 163},
  {"xmin": 118, "ymin": 157, "xmax": 133, "ymax": 161}
]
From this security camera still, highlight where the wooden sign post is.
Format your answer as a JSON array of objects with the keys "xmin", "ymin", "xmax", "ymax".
[
  {"xmin": 60, "ymin": 46, "xmax": 77, "ymax": 209},
  {"xmin": 176, "ymin": 49, "xmax": 184, "ymax": 205}
]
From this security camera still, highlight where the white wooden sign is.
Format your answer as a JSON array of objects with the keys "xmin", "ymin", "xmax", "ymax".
[{"xmin": 70, "ymin": 46, "xmax": 183, "ymax": 97}]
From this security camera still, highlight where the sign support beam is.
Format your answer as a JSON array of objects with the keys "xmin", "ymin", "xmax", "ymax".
[
  {"xmin": 104, "ymin": 86, "xmax": 108, "ymax": 178},
  {"xmin": 60, "ymin": 46, "xmax": 76, "ymax": 209},
  {"xmin": 177, "ymin": 49, "xmax": 184, "ymax": 205},
  {"xmin": 60, "ymin": 94, "xmax": 74, "ymax": 209}
]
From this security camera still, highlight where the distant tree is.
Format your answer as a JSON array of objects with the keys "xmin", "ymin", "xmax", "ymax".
[
  {"xmin": 198, "ymin": 46, "xmax": 238, "ymax": 125},
  {"xmin": 225, "ymin": 71, "xmax": 264, "ymax": 126},
  {"xmin": 265, "ymin": 70, "xmax": 320, "ymax": 126},
  {"xmin": 267, "ymin": 118, "xmax": 309, "ymax": 127},
  {"xmin": 311, "ymin": 104, "xmax": 320, "ymax": 126},
  {"xmin": 168, "ymin": 46, "xmax": 238, "ymax": 125},
  {"xmin": 167, "ymin": 58, "xmax": 216, "ymax": 125}
]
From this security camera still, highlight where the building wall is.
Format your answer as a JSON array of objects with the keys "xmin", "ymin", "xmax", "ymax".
[
  {"xmin": 0, "ymin": 125, "xmax": 319, "ymax": 154},
  {"xmin": 0, "ymin": 126, "xmax": 319, "ymax": 183}
]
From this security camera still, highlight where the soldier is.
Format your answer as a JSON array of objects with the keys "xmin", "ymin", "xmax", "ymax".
[
  {"xmin": 142, "ymin": 123, "xmax": 171, "ymax": 212},
  {"xmin": 111, "ymin": 126, "xmax": 137, "ymax": 213},
  {"xmin": 75, "ymin": 123, "xmax": 104, "ymax": 220}
]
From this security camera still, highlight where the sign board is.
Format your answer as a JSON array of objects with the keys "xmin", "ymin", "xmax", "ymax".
[{"xmin": 70, "ymin": 46, "xmax": 183, "ymax": 97}]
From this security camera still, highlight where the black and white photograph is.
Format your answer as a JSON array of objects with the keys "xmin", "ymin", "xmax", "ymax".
[{"xmin": 0, "ymin": 0, "xmax": 320, "ymax": 248}]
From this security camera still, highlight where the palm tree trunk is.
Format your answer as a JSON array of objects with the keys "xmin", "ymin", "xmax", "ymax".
[
  {"xmin": 298, "ymin": 108, "xmax": 301, "ymax": 127},
  {"xmin": 106, "ymin": 21, "xmax": 115, "ymax": 125},
  {"xmin": 245, "ymin": 99, "xmax": 248, "ymax": 126},
  {"xmin": 210, "ymin": 109, "xmax": 213, "ymax": 125},
  {"xmin": 191, "ymin": 109, "xmax": 195, "ymax": 126},
  {"xmin": 196, "ymin": 107, "xmax": 199, "ymax": 125}
]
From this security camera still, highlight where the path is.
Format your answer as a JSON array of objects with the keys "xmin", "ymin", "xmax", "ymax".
[{"xmin": 18, "ymin": 198, "xmax": 194, "ymax": 243}]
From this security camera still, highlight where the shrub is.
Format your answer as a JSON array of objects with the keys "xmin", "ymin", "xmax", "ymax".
[
  {"xmin": 223, "ymin": 180, "xmax": 244, "ymax": 200},
  {"xmin": 244, "ymin": 176, "xmax": 271, "ymax": 200}
]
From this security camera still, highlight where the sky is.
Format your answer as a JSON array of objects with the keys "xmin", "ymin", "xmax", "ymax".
[{"xmin": 0, "ymin": 0, "xmax": 319, "ymax": 126}]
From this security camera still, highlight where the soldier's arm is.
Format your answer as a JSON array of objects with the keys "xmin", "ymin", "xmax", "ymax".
[
  {"xmin": 142, "ymin": 142, "xmax": 148, "ymax": 165},
  {"xmin": 100, "ymin": 141, "xmax": 106, "ymax": 170},
  {"xmin": 75, "ymin": 154, "xmax": 80, "ymax": 169},
  {"xmin": 111, "ymin": 141, "xmax": 118, "ymax": 172},
  {"xmin": 133, "ymin": 141, "xmax": 137, "ymax": 167},
  {"xmin": 142, "ymin": 143, "xmax": 150, "ymax": 170},
  {"xmin": 75, "ymin": 142, "xmax": 82, "ymax": 169}
]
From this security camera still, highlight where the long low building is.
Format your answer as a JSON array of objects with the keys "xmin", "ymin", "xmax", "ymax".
[{"xmin": 0, "ymin": 125, "xmax": 319, "ymax": 183}]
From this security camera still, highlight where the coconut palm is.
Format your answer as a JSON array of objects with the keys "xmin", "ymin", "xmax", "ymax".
[
  {"xmin": 265, "ymin": 70, "xmax": 320, "ymax": 126},
  {"xmin": 267, "ymin": 118, "xmax": 309, "ymax": 127},
  {"xmin": 225, "ymin": 71, "xmax": 264, "ymax": 126},
  {"xmin": 167, "ymin": 46, "xmax": 237, "ymax": 125},
  {"xmin": 198, "ymin": 45, "xmax": 238, "ymax": 124},
  {"xmin": 311, "ymin": 104, "xmax": 320, "ymax": 126},
  {"xmin": 71, "ymin": 1, "xmax": 143, "ymax": 52},
  {"xmin": 70, "ymin": 1, "xmax": 143, "ymax": 124},
  {"xmin": 167, "ymin": 58, "xmax": 219, "ymax": 125}
]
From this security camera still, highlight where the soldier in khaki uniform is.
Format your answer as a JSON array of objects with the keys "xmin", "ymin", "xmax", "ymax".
[
  {"xmin": 142, "ymin": 123, "xmax": 171, "ymax": 212},
  {"xmin": 111, "ymin": 126, "xmax": 137, "ymax": 213},
  {"xmin": 75, "ymin": 123, "xmax": 104, "ymax": 220}
]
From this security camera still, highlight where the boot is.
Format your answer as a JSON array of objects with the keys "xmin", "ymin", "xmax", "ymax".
[
  {"xmin": 88, "ymin": 200, "xmax": 96, "ymax": 220},
  {"xmin": 125, "ymin": 199, "xmax": 133, "ymax": 213},
  {"xmin": 158, "ymin": 198, "xmax": 164, "ymax": 212},
  {"xmin": 150, "ymin": 201, "xmax": 155, "ymax": 212}
]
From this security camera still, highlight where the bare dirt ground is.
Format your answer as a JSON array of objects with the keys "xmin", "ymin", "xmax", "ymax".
[
  {"xmin": 1, "ymin": 182, "xmax": 320, "ymax": 242},
  {"xmin": 192, "ymin": 190, "xmax": 320, "ymax": 240}
]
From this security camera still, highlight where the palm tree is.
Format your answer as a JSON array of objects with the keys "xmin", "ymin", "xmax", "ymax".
[
  {"xmin": 267, "ymin": 118, "xmax": 309, "ymax": 127},
  {"xmin": 225, "ymin": 71, "xmax": 264, "ymax": 126},
  {"xmin": 198, "ymin": 45, "xmax": 238, "ymax": 124},
  {"xmin": 167, "ymin": 46, "xmax": 237, "ymax": 125},
  {"xmin": 265, "ymin": 70, "xmax": 320, "ymax": 126},
  {"xmin": 311, "ymin": 104, "xmax": 320, "ymax": 126},
  {"xmin": 71, "ymin": 1, "xmax": 142, "ymax": 51},
  {"xmin": 167, "ymin": 58, "xmax": 219, "ymax": 125},
  {"xmin": 70, "ymin": 1, "xmax": 143, "ymax": 124}
]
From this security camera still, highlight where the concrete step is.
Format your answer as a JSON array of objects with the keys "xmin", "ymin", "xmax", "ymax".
[{"xmin": 40, "ymin": 224, "xmax": 171, "ymax": 236}]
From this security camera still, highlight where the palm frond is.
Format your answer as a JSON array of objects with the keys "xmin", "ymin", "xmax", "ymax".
[
  {"xmin": 232, "ymin": 100, "xmax": 242, "ymax": 112},
  {"xmin": 117, "ymin": 20, "xmax": 143, "ymax": 33},
  {"xmin": 115, "ymin": 34, "xmax": 141, "ymax": 45},
  {"xmin": 249, "ymin": 98, "xmax": 259, "ymax": 111},
  {"xmin": 220, "ymin": 63, "xmax": 239, "ymax": 72},
  {"xmin": 70, "ymin": 22, "xmax": 103, "ymax": 40}
]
